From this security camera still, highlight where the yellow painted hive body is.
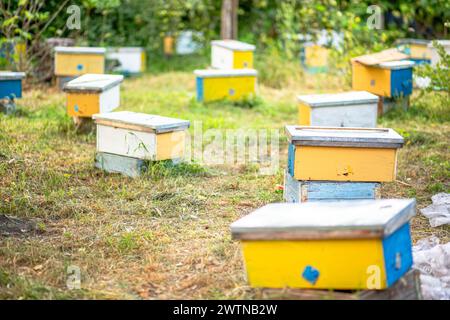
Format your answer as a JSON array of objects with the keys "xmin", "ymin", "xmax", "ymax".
[
  {"xmin": 352, "ymin": 62, "xmax": 391, "ymax": 97},
  {"xmin": 305, "ymin": 44, "xmax": 329, "ymax": 68},
  {"xmin": 231, "ymin": 200, "xmax": 416, "ymax": 290},
  {"xmin": 286, "ymin": 126, "xmax": 404, "ymax": 183},
  {"xmin": 195, "ymin": 69, "xmax": 257, "ymax": 102}
]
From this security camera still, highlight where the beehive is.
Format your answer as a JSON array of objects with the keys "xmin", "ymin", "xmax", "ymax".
[
  {"xmin": 396, "ymin": 39, "xmax": 431, "ymax": 64},
  {"xmin": 230, "ymin": 199, "xmax": 416, "ymax": 290},
  {"xmin": 301, "ymin": 44, "xmax": 329, "ymax": 73},
  {"xmin": 54, "ymin": 46, "xmax": 105, "ymax": 76},
  {"xmin": 428, "ymin": 40, "xmax": 450, "ymax": 67},
  {"xmin": 283, "ymin": 169, "xmax": 380, "ymax": 203},
  {"xmin": 194, "ymin": 69, "xmax": 257, "ymax": 102},
  {"xmin": 352, "ymin": 60, "xmax": 414, "ymax": 98},
  {"xmin": 286, "ymin": 126, "xmax": 404, "ymax": 182},
  {"xmin": 63, "ymin": 74, "xmax": 124, "ymax": 118},
  {"xmin": 93, "ymin": 111, "xmax": 190, "ymax": 162},
  {"xmin": 0, "ymin": 71, "xmax": 25, "ymax": 99},
  {"xmin": 211, "ymin": 40, "xmax": 255, "ymax": 69},
  {"xmin": 297, "ymin": 91, "xmax": 379, "ymax": 127},
  {"xmin": 106, "ymin": 47, "xmax": 146, "ymax": 74}
]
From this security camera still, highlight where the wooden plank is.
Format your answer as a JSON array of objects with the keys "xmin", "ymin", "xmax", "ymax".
[
  {"xmin": 260, "ymin": 269, "xmax": 421, "ymax": 300},
  {"xmin": 351, "ymin": 48, "xmax": 409, "ymax": 66}
]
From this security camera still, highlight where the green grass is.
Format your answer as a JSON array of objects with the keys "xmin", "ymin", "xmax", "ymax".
[{"xmin": 0, "ymin": 55, "xmax": 449, "ymax": 299}]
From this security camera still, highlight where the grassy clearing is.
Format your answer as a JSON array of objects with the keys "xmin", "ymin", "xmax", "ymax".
[{"xmin": 0, "ymin": 55, "xmax": 449, "ymax": 299}]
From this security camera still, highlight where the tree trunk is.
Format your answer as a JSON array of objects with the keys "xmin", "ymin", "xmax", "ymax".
[{"xmin": 221, "ymin": 0, "xmax": 238, "ymax": 40}]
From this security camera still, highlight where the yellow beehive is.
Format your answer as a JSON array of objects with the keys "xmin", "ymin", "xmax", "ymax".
[
  {"xmin": 211, "ymin": 40, "xmax": 255, "ymax": 69},
  {"xmin": 396, "ymin": 39, "xmax": 431, "ymax": 63},
  {"xmin": 63, "ymin": 74, "xmax": 124, "ymax": 118},
  {"xmin": 54, "ymin": 46, "xmax": 106, "ymax": 77},
  {"xmin": 231, "ymin": 199, "xmax": 416, "ymax": 290},
  {"xmin": 285, "ymin": 126, "xmax": 404, "ymax": 182},
  {"xmin": 302, "ymin": 44, "xmax": 329, "ymax": 72},
  {"xmin": 194, "ymin": 69, "xmax": 257, "ymax": 102}
]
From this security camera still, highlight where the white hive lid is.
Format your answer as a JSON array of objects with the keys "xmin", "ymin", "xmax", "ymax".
[
  {"xmin": 108, "ymin": 47, "xmax": 144, "ymax": 53},
  {"xmin": 377, "ymin": 60, "xmax": 415, "ymax": 69},
  {"xmin": 63, "ymin": 74, "xmax": 124, "ymax": 93},
  {"xmin": 54, "ymin": 46, "xmax": 106, "ymax": 54},
  {"xmin": 194, "ymin": 68, "xmax": 257, "ymax": 78},
  {"xmin": 93, "ymin": 111, "xmax": 190, "ymax": 133},
  {"xmin": 396, "ymin": 38, "xmax": 430, "ymax": 46},
  {"xmin": 0, "ymin": 71, "xmax": 26, "ymax": 80},
  {"xmin": 297, "ymin": 91, "xmax": 379, "ymax": 108},
  {"xmin": 230, "ymin": 199, "xmax": 416, "ymax": 240},
  {"xmin": 211, "ymin": 40, "xmax": 255, "ymax": 51},
  {"xmin": 285, "ymin": 126, "xmax": 404, "ymax": 148}
]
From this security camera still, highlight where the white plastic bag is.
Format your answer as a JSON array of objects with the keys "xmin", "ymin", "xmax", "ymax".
[
  {"xmin": 420, "ymin": 193, "xmax": 450, "ymax": 227},
  {"xmin": 413, "ymin": 236, "xmax": 450, "ymax": 300}
]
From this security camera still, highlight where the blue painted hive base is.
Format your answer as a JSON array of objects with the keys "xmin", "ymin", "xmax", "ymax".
[
  {"xmin": 283, "ymin": 170, "xmax": 381, "ymax": 203},
  {"xmin": 95, "ymin": 152, "xmax": 149, "ymax": 178},
  {"xmin": 261, "ymin": 269, "xmax": 422, "ymax": 300},
  {"xmin": 56, "ymin": 76, "xmax": 77, "ymax": 90},
  {"xmin": 378, "ymin": 96, "xmax": 410, "ymax": 116}
]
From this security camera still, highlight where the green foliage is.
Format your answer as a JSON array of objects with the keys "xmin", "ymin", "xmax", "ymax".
[{"xmin": 417, "ymin": 41, "xmax": 450, "ymax": 94}]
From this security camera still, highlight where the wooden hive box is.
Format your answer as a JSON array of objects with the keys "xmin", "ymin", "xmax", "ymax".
[
  {"xmin": 230, "ymin": 199, "xmax": 416, "ymax": 290},
  {"xmin": 211, "ymin": 40, "xmax": 255, "ymax": 69},
  {"xmin": 352, "ymin": 60, "xmax": 414, "ymax": 98},
  {"xmin": 283, "ymin": 169, "xmax": 381, "ymax": 203},
  {"xmin": 301, "ymin": 44, "xmax": 329, "ymax": 73},
  {"xmin": 297, "ymin": 91, "xmax": 379, "ymax": 127},
  {"xmin": 396, "ymin": 39, "xmax": 431, "ymax": 64},
  {"xmin": 63, "ymin": 74, "xmax": 124, "ymax": 118},
  {"xmin": 428, "ymin": 40, "xmax": 450, "ymax": 67},
  {"xmin": 92, "ymin": 111, "xmax": 190, "ymax": 162},
  {"xmin": 0, "ymin": 71, "xmax": 26, "ymax": 99},
  {"xmin": 106, "ymin": 47, "xmax": 146, "ymax": 74},
  {"xmin": 285, "ymin": 126, "xmax": 404, "ymax": 182},
  {"xmin": 54, "ymin": 46, "xmax": 106, "ymax": 77},
  {"xmin": 194, "ymin": 69, "xmax": 257, "ymax": 102}
]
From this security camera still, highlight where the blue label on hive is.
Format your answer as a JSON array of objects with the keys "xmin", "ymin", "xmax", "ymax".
[
  {"xmin": 229, "ymin": 88, "xmax": 235, "ymax": 96},
  {"xmin": 74, "ymin": 105, "xmax": 79, "ymax": 112},
  {"xmin": 77, "ymin": 64, "xmax": 83, "ymax": 70},
  {"xmin": 370, "ymin": 79, "xmax": 376, "ymax": 86},
  {"xmin": 302, "ymin": 265, "xmax": 320, "ymax": 285}
]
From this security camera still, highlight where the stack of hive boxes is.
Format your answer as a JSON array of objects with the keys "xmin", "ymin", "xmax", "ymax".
[
  {"xmin": 0, "ymin": 71, "xmax": 26, "ymax": 114},
  {"xmin": 93, "ymin": 111, "xmax": 190, "ymax": 177},
  {"xmin": 54, "ymin": 46, "xmax": 106, "ymax": 89},
  {"xmin": 284, "ymin": 125, "xmax": 404, "ymax": 203},
  {"xmin": 194, "ymin": 40, "xmax": 257, "ymax": 103},
  {"xmin": 351, "ymin": 49, "xmax": 414, "ymax": 115}
]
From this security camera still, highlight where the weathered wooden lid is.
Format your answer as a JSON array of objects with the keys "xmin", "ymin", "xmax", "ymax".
[
  {"xmin": 92, "ymin": 111, "xmax": 190, "ymax": 133},
  {"xmin": 0, "ymin": 71, "xmax": 26, "ymax": 80},
  {"xmin": 107, "ymin": 47, "xmax": 144, "ymax": 53},
  {"xmin": 63, "ymin": 74, "xmax": 124, "ymax": 93},
  {"xmin": 54, "ymin": 46, "xmax": 106, "ymax": 54},
  {"xmin": 285, "ymin": 126, "xmax": 404, "ymax": 148},
  {"xmin": 377, "ymin": 60, "xmax": 415, "ymax": 70},
  {"xmin": 297, "ymin": 91, "xmax": 379, "ymax": 108},
  {"xmin": 194, "ymin": 69, "xmax": 257, "ymax": 78},
  {"xmin": 230, "ymin": 199, "xmax": 416, "ymax": 240},
  {"xmin": 211, "ymin": 40, "xmax": 255, "ymax": 51},
  {"xmin": 395, "ymin": 38, "xmax": 430, "ymax": 46}
]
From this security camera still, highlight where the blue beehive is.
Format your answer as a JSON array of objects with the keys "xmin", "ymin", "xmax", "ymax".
[{"xmin": 0, "ymin": 71, "xmax": 25, "ymax": 100}]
